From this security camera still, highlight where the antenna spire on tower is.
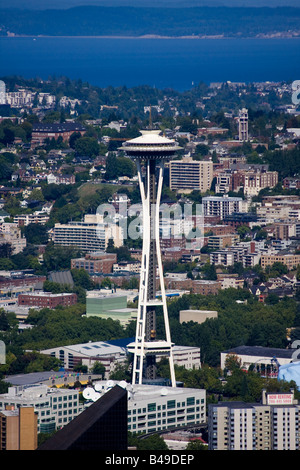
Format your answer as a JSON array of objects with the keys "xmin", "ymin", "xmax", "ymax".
[{"xmin": 149, "ymin": 105, "xmax": 152, "ymax": 130}]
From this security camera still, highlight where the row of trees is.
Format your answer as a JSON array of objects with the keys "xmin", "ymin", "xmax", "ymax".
[
  {"xmin": 0, "ymin": 303, "xmax": 130, "ymax": 354},
  {"xmin": 0, "ymin": 287, "xmax": 297, "ymax": 374},
  {"xmin": 156, "ymin": 361, "xmax": 300, "ymax": 404},
  {"xmin": 156, "ymin": 288, "xmax": 298, "ymax": 367},
  {"xmin": 0, "ymin": 241, "xmax": 83, "ymax": 274}
]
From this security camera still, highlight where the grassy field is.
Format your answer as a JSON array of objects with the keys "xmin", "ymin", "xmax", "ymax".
[{"xmin": 77, "ymin": 181, "xmax": 133, "ymax": 199}]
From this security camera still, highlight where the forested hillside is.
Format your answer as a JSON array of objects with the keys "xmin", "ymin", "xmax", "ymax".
[{"xmin": 1, "ymin": 6, "xmax": 300, "ymax": 37}]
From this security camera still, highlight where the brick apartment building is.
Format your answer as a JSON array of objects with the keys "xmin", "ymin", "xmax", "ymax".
[
  {"xmin": 223, "ymin": 212, "xmax": 258, "ymax": 228},
  {"xmin": 203, "ymin": 224, "xmax": 235, "ymax": 236},
  {"xmin": 91, "ymin": 273, "xmax": 139, "ymax": 287},
  {"xmin": 283, "ymin": 177, "xmax": 300, "ymax": 190},
  {"xmin": 71, "ymin": 251, "xmax": 117, "ymax": 275},
  {"xmin": 0, "ymin": 274, "xmax": 46, "ymax": 290},
  {"xmin": 31, "ymin": 122, "xmax": 86, "ymax": 147},
  {"xmin": 18, "ymin": 292, "xmax": 77, "ymax": 308},
  {"xmin": 197, "ymin": 126, "xmax": 229, "ymax": 137},
  {"xmin": 243, "ymin": 170, "xmax": 278, "ymax": 196},
  {"xmin": 161, "ymin": 247, "xmax": 201, "ymax": 263},
  {"xmin": 271, "ymin": 222, "xmax": 297, "ymax": 240},
  {"xmin": 216, "ymin": 165, "xmax": 278, "ymax": 197},
  {"xmin": 160, "ymin": 237, "xmax": 186, "ymax": 250},
  {"xmin": 162, "ymin": 277, "xmax": 221, "ymax": 295}
]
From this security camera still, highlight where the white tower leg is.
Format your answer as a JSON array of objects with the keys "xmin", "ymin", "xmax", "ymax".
[
  {"xmin": 131, "ymin": 159, "xmax": 149, "ymax": 385},
  {"xmin": 155, "ymin": 161, "xmax": 176, "ymax": 388}
]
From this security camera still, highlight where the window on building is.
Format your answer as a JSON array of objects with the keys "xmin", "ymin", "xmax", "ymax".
[
  {"xmin": 148, "ymin": 403, "xmax": 156, "ymax": 412},
  {"xmin": 167, "ymin": 400, "xmax": 176, "ymax": 409},
  {"xmin": 187, "ymin": 397, "xmax": 195, "ymax": 406}
]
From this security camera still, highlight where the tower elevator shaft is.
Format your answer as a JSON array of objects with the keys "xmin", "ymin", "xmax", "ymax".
[{"xmin": 145, "ymin": 159, "xmax": 157, "ymax": 380}]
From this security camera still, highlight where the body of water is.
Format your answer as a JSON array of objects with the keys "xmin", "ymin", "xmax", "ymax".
[{"xmin": 1, "ymin": 36, "xmax": 300, "ymax": 90}]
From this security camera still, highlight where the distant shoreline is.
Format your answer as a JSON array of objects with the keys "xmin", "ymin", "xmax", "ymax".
[{"xmin": 3, "ymin": 33, "xmax": 300, "ymax": 40}]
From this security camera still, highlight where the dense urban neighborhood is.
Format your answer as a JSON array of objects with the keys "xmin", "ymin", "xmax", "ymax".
[{"xmin": 0, "ymin": 76, "xmax": 300, "ymax": 450}]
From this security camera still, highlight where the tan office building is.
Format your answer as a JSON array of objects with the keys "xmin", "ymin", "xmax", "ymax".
[
  {"xmin": 260, "ymin": 253, "xmax": 300, "ymax": 270},
  {"xmin": 0, "ymin": 406, "xmax": 37, "ymax": 450},
  {"xmin": 179, "ymin": 309, "xmax": 218, "ymax": 324},
  {"xmin": 169, "ymin": 156, "xmax": 213, "ymax": 193}
]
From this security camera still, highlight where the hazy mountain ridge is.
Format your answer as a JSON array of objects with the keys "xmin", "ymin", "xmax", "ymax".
[
  {"xmin": 1, "ymin": 6, "xmax": 300, "ymax": 37},
  {"xmin": 2, "ymin": 0, "xmax": 300, "ymax": 9}
]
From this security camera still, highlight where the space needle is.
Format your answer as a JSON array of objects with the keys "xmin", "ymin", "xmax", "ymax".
[{"xmin": 121, "ymin": 128, "xmax": 181, "ymax": 388}]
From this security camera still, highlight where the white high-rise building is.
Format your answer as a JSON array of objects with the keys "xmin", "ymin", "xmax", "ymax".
[
  {"xmin": 82, "ymin": 380, "xmax": 206, "ymax": 436},
  {"xmin": 53, "ymin": 214, "xmax": 123, "ymax": 252},
  {"xmin": 208, "ymin": 390, "xmax": 300, "ymax": 450},
  {"xmin": 202, "ymin": 195, "xmax": 247, "ymax": 220},
  {"xmin": 0, "ymin": 81, "xmax": 6, "ymax": 105}
]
